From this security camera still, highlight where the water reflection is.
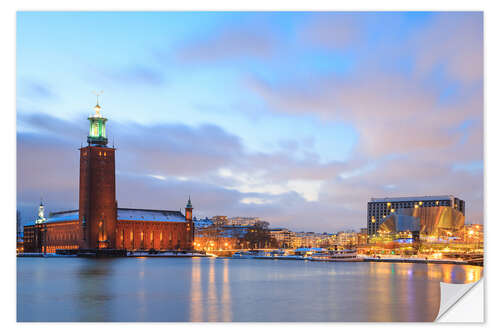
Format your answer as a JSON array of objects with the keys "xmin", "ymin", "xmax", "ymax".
[
  {"xmin": 75, "ymin": 259, "xmax": 113, "ymax": 321},
  {"xmin": 189, "ymin": 259, "xmax": 203, "ymax": 321},
  {"xmin": 189, "ymin": 258, "xmax": 232, "ymax": 322},
  {"xmin": 18, "ymin": 258, "xmax": 483, "ymax": 322},
  {"xmin": 221, "ymin": 259, "xmax": 232, "ymax": 321}
]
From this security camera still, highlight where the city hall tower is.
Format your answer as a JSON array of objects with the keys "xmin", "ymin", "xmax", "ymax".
[{"xmin": 78, "ymin": 101, "xmax": 117, "ymax": 249}]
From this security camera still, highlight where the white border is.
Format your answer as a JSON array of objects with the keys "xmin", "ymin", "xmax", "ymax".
[{"xmin": 2, "ymin": 0, "xmax": 497, "ymax": 331}]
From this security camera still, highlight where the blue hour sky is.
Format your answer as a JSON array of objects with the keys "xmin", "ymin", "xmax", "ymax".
[{"xmin": 16, "ymin": 12, "xmax": 483, "ymax": 232}]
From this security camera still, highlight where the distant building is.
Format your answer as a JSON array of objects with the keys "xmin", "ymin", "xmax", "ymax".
[
  {"xmin": 337, "ymin": 230, "xmax": 358, "ymax": 247},
  {"xmin": 268, "ymin": 228, "xmax": 292, "ymax": 248},
  {"xmin": 212, "ymin": 216, "xmax": 228, "ymax": 226},
  {"xmin": 227, "ymin": 217, "xmax": 270, "ymax": 228},
  {"xmin": 367, "ymin": 195, "xmax": 465, "ymax": 235},
  {"xmin": 290, "ymin": 231, "xmax": 334, "ymax": 248},
  {"xmin": 464, "ymin": 224, "xmax": 483, "ymax": 245},
  {"xmin": 193, "ymin": 217, "xmax": 214, "ymax": 229},
  {"xmin": 23, "ymin": 101, "xmax": 194, "ymax": 253}
]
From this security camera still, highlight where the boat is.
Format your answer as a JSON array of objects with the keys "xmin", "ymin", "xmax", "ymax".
[
  {"xmin": 231, "ymin": 251, "xmax": 257, "ymax": 259},
  {"xmin": 310, "ymin": 249, "xmax": 360, "ymax": 261}
]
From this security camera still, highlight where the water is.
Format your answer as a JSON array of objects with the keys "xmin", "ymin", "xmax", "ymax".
[{"xmin": 17, "ymin": 257, "xmax": 482, "ymax": 322}]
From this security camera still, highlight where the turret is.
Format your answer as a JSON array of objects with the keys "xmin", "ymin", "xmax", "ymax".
[
  {"xmin": 87, "ymin": 94, "xmax": 108, "ymax": 146},
  {"xmin": 35, "ymin": 200, "xmax": 46, "ymax": 224},
  {"xmin": 185, "ymin": 196, "xmax": 193, "ymax": 221}
]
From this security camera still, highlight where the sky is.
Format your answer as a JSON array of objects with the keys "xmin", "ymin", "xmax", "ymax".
[{"xmin": 16, "ymin": 11, "xmax": 483, "ymax": 232}]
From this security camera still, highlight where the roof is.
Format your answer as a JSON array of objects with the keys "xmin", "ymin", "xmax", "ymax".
[
  {"xmin": 117, "ymin": 208, "xmax": 187, "ymax": 222},
  {"xmin": 370, "ymin": 195, "xmax": 458, "ymax": 203},
  {"xmin": 46, "ymin": 210, "xmax": 79, "ymax": 223},
  {"xmin": 43, "ymin": 208, "xmax": 188, "ymax": 224}
]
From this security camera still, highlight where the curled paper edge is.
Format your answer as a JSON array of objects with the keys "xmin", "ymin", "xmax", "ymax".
[{"xmin": 435, "ymin": 278, "xmax": 483, "ymax": 322}]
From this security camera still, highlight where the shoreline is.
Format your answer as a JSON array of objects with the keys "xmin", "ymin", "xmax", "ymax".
[{"xmin": 16, "ymin": 253, "xmax": 483, "ymax": 266}]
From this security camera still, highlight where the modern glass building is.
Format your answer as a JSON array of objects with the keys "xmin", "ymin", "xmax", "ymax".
[{"xmin": 367, "ymin": 195, "xmax": 465, "ymax": 235}]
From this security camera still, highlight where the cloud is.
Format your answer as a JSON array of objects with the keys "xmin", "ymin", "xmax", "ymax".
[
  {"xmin": 176, "ymin": 26, "xmax": 277, "ymax": 63},
  {"xmin": 20, "ymin": 79, "xmax": 58, "ymax": 100},
  {"xmin": 298, "ymin": 12, "xmax": 368, "ymax": 49},
  {"xmin": 413, "ymin": 12, "xmax": 483, "ymax": 83}
]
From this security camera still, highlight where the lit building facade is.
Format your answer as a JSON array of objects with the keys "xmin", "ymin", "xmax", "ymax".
[
  {"xmin": 268, "ymin": 228, "xmax": 293, "ymax": 248},
  {"xmin": 367, "ymin": 195, "xmax": 465, "ymax": 235},
  {"xmin": 23, "ymin": 101, "xmax": 194, "ymax": 253}
]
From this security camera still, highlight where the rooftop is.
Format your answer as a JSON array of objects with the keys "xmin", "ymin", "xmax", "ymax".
[
  {"xmin": 45, "ymin": 208, "xmax": 187, "ymax": 223},
  {"xmin": 370, "ymin": 195, "xmax": 459, "ymax": 203}
]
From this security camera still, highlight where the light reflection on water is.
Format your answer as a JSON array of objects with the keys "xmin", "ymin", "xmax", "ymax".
[{"xmin": 17, "ymin": 258, "xmax": 482, "ymax": 322}]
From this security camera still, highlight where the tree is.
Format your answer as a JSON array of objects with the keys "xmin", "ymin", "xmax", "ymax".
[{"xmin": 243, "ymin": 225, "xmax": 277, "ymax": 249}]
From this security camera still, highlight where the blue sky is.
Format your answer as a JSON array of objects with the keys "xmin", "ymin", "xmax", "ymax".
[{"xmin": 17, "ymin": 12, "xmax": 483, "ymax": 232}]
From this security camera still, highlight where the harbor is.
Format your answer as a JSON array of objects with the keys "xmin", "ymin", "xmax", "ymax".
[{"xmin": 17, "ymin": 247, "xmax": 483, "ymax": 266}]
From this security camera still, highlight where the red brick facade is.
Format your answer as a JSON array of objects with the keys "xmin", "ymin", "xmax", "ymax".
[
  {"xmin": 116, "ymin": 221, "xmax": 192, "ymax": 250},
  {"xmin": 79, "ymin": 145, "xmax": 117, "ymax": 249},
  {"xmin": 23, "ymin": 220, "xmax": 80, "ymax": 253}
]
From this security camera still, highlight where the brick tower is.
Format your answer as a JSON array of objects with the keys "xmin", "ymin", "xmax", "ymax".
[{"xmin": 78, "ymin": 100, "xmax": 117, "ymax": 249}]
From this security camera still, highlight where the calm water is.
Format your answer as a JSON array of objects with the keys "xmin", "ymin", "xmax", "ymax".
[{"xmin": 17, "ymin": 257, "xmax": 482, "ymax": 322}]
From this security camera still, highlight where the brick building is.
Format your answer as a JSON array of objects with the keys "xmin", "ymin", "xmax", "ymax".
[{"xmin": 23, "ymin": 101, "xmax": 194, "ymax": 253}]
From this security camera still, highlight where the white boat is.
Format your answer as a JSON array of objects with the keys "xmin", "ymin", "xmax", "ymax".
[
  {"xmin": 231, "ymin": 251, "xmax": 255, "ymax": 259},
  {"xmin": 310, "ymin": 249, "xmax": 359, "ymax": 261}
]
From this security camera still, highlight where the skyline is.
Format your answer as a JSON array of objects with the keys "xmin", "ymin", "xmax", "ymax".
[{"xmin": 16, "ymin": 11, "xmax": 483, "ymax": 232}]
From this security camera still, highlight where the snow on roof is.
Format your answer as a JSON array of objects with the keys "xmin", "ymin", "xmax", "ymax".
[
  {"xmin": 44, "ymin": 208, "xmax": 188, "ymax": 223},
  {"xmin": 45, "ymin": 210, "xmax": 79, "ymax": 223},
  {"xmin": 117, "ymin": 208, "xmax": 187, "ymax": 222}
]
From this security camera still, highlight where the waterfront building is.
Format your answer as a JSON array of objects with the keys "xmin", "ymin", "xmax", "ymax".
[
  {"xmin": 464, "ymin": 224, "xmax": 483, "ymax": 246},
  {"xmin": 23, "ymin": 101, "xmax": 194, "ymax": 253},
  {"xmin": 227, "ymin": 216, "xmax": 270, "ymax": 228},
  {"xmin": 290, "ymin": 232, "xmax": 334, "ymax": 248},
  {"xmin": 367, "ymin": 195, "xmax": 465, "ymax": 235},
  {"xmin": 377, "ymin": 205, "xmax": 465, "ymax": 240},
  {"xmin": 357, "ymin": 229, "xmax": 368, "ymax": 245},
  {"xmin": 268, "ymin": 228, "xmax": 293, "ymax": 248},
  {"xmin": 337, "ymin": 230, "xmax": 358, "ymax": 247}
]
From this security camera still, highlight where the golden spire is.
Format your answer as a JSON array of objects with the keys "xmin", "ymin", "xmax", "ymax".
[{"xmin": 92, "ymin": 90, "xmax": 103, "ymax": 117}]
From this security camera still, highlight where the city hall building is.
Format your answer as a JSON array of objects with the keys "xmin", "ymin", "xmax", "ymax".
[{"xmin": 23, "ymin": 102, "xmax": 194, "ymax": 253}]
